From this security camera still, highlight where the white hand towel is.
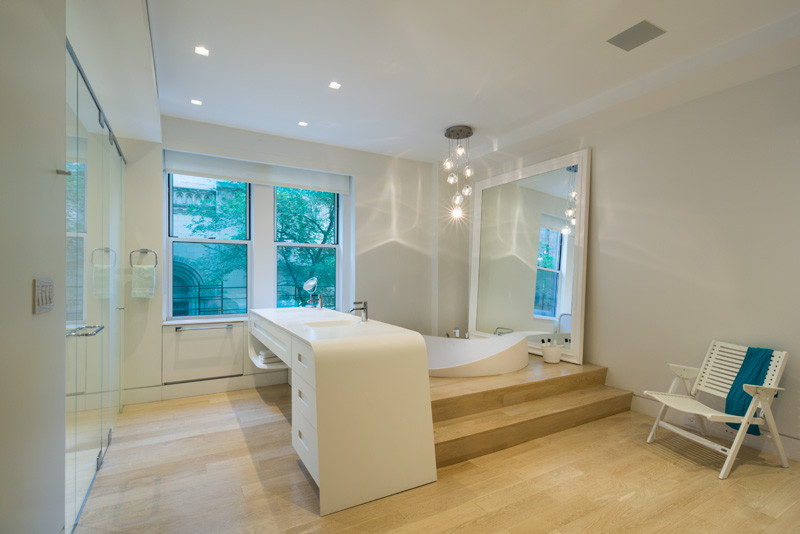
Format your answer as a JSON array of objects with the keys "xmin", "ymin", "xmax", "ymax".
[
  {"xmin": 131, "ymin": 265, "xmax": 156, "ymax": 298},
  {"xmin": 92, "ymin": 265, "xmax": 110, "ymax": 299}
]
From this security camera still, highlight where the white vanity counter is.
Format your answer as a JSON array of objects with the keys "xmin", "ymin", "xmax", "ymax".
[{"xmin": 249, "ymin": 307, "xmax": 437, "ymax": 515}]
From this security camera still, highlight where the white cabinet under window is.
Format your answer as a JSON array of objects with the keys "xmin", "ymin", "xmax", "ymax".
[{"xmin": 162, "ymin": 321, "xmax": 245, "ymax": 383}]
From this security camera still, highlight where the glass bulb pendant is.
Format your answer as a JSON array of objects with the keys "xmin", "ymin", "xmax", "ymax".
[
  {"xmin": 461, "ymin": 184, "xmax": 472, "ymax": 197},
  {"xmin": 570, "ymin": 217, "xmax": 577, "ymax": 226},
  {"xmin": 561, "ymin": 225, "xmax": 572, "ymax": 235},
  {"xmin": 565, "ymin": 207, "xmax": 575, "ymax": 217},
  {"xmin": 569, "ymin": 189, "xmax": 578, "ymax": 199},
  {"xmin": 452, "ymin": 205, "xmax": 464, "ymax": 218},
  {"xmin": 452, "ymin": 193, "xmax": 464, "ymax": 206},
  {"xmin": 456, "ymin": 144, "xmax": 465, "ymax": 156},
  {"xmin": 443, "ymin": 158, "xmax": 453, "ymax": 170},
  {"xmin": 464, "ymin": 165, "xmax": 473, "ymax": 177},
  {"xmin": 447, "ymin": 173, "xmax": 457, "ymax": 184}
]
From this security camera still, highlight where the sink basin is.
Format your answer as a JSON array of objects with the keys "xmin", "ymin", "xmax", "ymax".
[{"xmin": 305, "ymin": 319, "xmax": 360, "ymax": 328}]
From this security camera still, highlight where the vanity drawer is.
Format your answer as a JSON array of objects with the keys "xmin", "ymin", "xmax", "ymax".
[
  {"xmin": 292, "ymin": 371, "xmax": 317, "ymax": 427},
  {"xmin": 291, "ymin": 337, "xmax": 316, "ymax": 387},
  {"xmin": 249, "ymin": 314, "xmax": 291, "ymax": 366},
  {"xmin": 292, "ymin": 410, "xmax": 319, "ymax": 484}
]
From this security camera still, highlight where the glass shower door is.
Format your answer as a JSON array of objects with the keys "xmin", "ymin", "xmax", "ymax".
[
  {"xmin": 65, "ymin": 46, "xmax": 124, "ymax": 532},
  {"xmin": 65, "ymin": 50, "xmax": 82, "ymax": 532},
  {"xmin": 103, "ymin": 138, "xmax": 124, "ymax": 454}
]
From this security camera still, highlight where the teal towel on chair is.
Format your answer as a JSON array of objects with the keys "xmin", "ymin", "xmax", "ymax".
[{"xmin": 725, "ymin": 347, "xmax": 774, "ymax": 436}]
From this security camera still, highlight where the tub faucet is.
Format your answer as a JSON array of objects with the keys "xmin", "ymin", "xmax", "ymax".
[{"xmin": 349, "ymin": 301, "xmax": 368, "ymax": 322}]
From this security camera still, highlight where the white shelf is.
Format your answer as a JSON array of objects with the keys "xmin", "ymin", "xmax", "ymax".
[{"xmin": 248, "ymin": 352, "xmax": 289, "ymax": 371}]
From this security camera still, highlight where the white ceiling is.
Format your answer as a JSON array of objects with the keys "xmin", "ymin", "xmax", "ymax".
[{"xmin": 71, "ymin": 1, "xmax": 800, "ymax": 164}]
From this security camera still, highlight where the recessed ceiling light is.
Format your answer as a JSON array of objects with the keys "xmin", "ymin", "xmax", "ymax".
[
  {"xmin": 328, "ymin": 81, "xmax": 341, "ymax": 90},
  {"xmin": 194, "ymin": 46, "xmax": 210, "ymax": 56},
  {"xmin": 190, "ymin": 99, "xmax": 203, "ymax": 106},
  {"xmin": 298, "ymin": 121, "xmax": 308, "ymax": 127}
]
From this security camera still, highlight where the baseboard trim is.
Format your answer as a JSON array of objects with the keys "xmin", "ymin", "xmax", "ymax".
[{"xmin": 122, "ymin": 370, "xmax": 288, "ymax": 405}]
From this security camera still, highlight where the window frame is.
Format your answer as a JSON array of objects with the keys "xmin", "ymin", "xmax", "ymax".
[
  {"xmin": 273, "ymin": 187, "xmax": 341, "ymax": 310},
  {"xmin": 166, "ymin": 173, "xmax": 252, "ymax": 320}
]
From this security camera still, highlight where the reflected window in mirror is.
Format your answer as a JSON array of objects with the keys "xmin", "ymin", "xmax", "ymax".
[{"xmin": 534, "ymin": 226, "xmax": 563, "ymax": 318}]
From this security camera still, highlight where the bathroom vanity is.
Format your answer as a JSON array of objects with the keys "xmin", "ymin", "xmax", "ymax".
[{"xmin": 248, "ymin": 307, "xmax": 437, "ymax": 515}]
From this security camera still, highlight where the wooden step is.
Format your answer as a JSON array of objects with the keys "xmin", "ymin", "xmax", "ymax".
[
  {"xmin": 430, "ymin": 360, "xmax": 608, "ymax": 423},
  {"xmin": 433, "ymin": 385, "xmax": 633, "ymax": 467}
]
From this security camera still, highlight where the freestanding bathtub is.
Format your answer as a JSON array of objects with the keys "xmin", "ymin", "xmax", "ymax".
[{"xmin": 423, "ymin": 332, "xmax": 531, "ymax": 377}]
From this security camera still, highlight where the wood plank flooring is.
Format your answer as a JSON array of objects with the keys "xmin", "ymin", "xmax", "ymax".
[{"xmin": 78, "ymin": 386, "xmax": 799, "ymax": 533}]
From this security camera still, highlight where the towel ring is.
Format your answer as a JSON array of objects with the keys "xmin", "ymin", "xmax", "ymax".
[
  {"xmin": 90, "ymin": 247, "xmax": 117, "ymax": 266},
  {"xmin": 129, "ymin": 248, "xmax": 158, "ymax": 268}
]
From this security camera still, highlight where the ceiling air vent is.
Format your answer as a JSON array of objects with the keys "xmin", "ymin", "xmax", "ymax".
[{"xmin": 607, "ymin": 20, "xmax": 666, "ymax": 51}]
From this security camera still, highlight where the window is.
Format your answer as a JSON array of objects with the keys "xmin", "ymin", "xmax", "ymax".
[
  {"xmin": 168, "ymin": 174, "xmax": 249, "ymax": 317},
  {"xmin": 66, "ymin": 161, "xmax": 86, "ymax": 324},
  {"xmin": 275, "ymin": 187, "xmax": 338, "ymax": 308},
  {"xmin": 534, "ymin": 227, "xmax": 563, "ymax": 317}
]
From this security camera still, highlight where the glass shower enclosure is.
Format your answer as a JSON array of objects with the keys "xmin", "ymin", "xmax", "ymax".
[{"xmin": 65, "ymin": 44, "xmax": 125, "ymax": 532}]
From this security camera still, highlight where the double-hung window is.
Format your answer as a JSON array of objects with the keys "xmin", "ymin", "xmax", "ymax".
[
  {"xmin": 274, "ymin": 187, "xmax": 339, "ymax": 308},
  {"xmin": 168, "ymin": 174, "xmax": 250, "ymax": 317},
  {"xmin": 534, "ymin": 226, "xmax": 565, "ymax": 318}
]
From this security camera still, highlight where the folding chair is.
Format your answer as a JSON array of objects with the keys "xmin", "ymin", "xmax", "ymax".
[{"xmin": 645, "ymin": 340, "xmax": 789, "ymax": 479}]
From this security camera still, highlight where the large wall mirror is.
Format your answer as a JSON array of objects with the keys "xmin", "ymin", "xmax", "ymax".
[{"xmin": 468, "ymin": 149, "xmax": 590, "ymax": 364}]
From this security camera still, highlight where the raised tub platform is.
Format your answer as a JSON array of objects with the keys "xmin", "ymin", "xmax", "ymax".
[{"xmin": 429, "ymin": 356, "xmax": 632, "ymax": 467}]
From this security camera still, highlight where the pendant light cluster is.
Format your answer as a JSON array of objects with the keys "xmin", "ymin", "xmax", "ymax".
[
  {"xmin": 562, "ymin": 164, "xmax": 579, "ymax": 235},
  {"xmin": 443, "ymin": 125, "xmax": 475, "ymax": 218}
]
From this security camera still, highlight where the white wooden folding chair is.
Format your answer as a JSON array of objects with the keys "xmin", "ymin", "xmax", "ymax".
[{"xmin": 645, "ymin": 340, "xmax": 789, "ymax": 479}]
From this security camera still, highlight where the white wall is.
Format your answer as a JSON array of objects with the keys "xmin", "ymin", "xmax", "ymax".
[
  {"xmin": 436, "ymin": 169, "xmax": 470, "ymax": 336},
  {"xmin": 476, "ymin": 65, "xmax": 800, "ymax": 457},
  {"xmin": 0, "ymin": 0, "xmax": 67, "ymax": 531},
  {"xmin": 119, "ymin": 138, "xmax": 165, "ymax": 390}
]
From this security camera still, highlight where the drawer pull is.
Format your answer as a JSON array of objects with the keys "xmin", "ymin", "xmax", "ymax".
[
  {"xmin": 297, "ymin": 430, "xmax": 309, "ymax": 451},
  {"xmin": 297, "ymin": 353, "xmax": 307, "ymax": 367},
  {"xmin": 297, "ymin": 389, "xmax": 309, "ymax": 407}
]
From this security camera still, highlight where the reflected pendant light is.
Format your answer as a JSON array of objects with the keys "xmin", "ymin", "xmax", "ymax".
[
  {"xmin": 562, "ymin": 164, "xmax": 579, "ymax": 235},
  {"xmin": 443, "ymin": 125, "xmax": 474, "ymax": 218}
]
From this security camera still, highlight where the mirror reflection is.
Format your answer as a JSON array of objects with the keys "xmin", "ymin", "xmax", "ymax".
[
  {"xmin": 470, "ymin": 150, "xmax": 589, "ymax": 364},
  {"xmin": 476, "ymin": 166, "xmax": 577, "ymax": 345}
]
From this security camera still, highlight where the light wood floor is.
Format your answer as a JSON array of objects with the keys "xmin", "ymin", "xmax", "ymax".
[{"xmin": 78, "ymin": 386, "xmax": 799, "ymax": 533}]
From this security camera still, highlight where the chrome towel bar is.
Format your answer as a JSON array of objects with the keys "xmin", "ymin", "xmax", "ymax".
[
  {"xmin": 90, "ymin": 248, "xmax": 116, "ymax": 266},
  {"xmin": 129, "ymin": 248, "xmax": 158, "ymax": 267},
  {"xmin": 66, "ymin": 325, "xmax": 104, "ymax": 337},
  {"xmin": 175, "ymin": 324, "xmax": 233, "ymax": 333}
]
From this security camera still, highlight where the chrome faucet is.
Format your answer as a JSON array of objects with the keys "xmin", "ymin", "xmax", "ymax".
[
  {"xmin": 348, "ymin": 301, "xmax": 368, "ymax": 322},
  {"xmin": 453, "ymin": 327, "xmax": 460, "ymax": 338}
]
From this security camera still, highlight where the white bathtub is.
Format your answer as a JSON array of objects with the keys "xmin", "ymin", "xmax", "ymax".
[{"xmin": 423, "ymin": 332, "xmax": 531, "ymax": 377}]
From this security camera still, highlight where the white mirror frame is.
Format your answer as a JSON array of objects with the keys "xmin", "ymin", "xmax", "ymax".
[{"xmin": 468, "ymin": 149, "xmax": 591, "ymax": 364}]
